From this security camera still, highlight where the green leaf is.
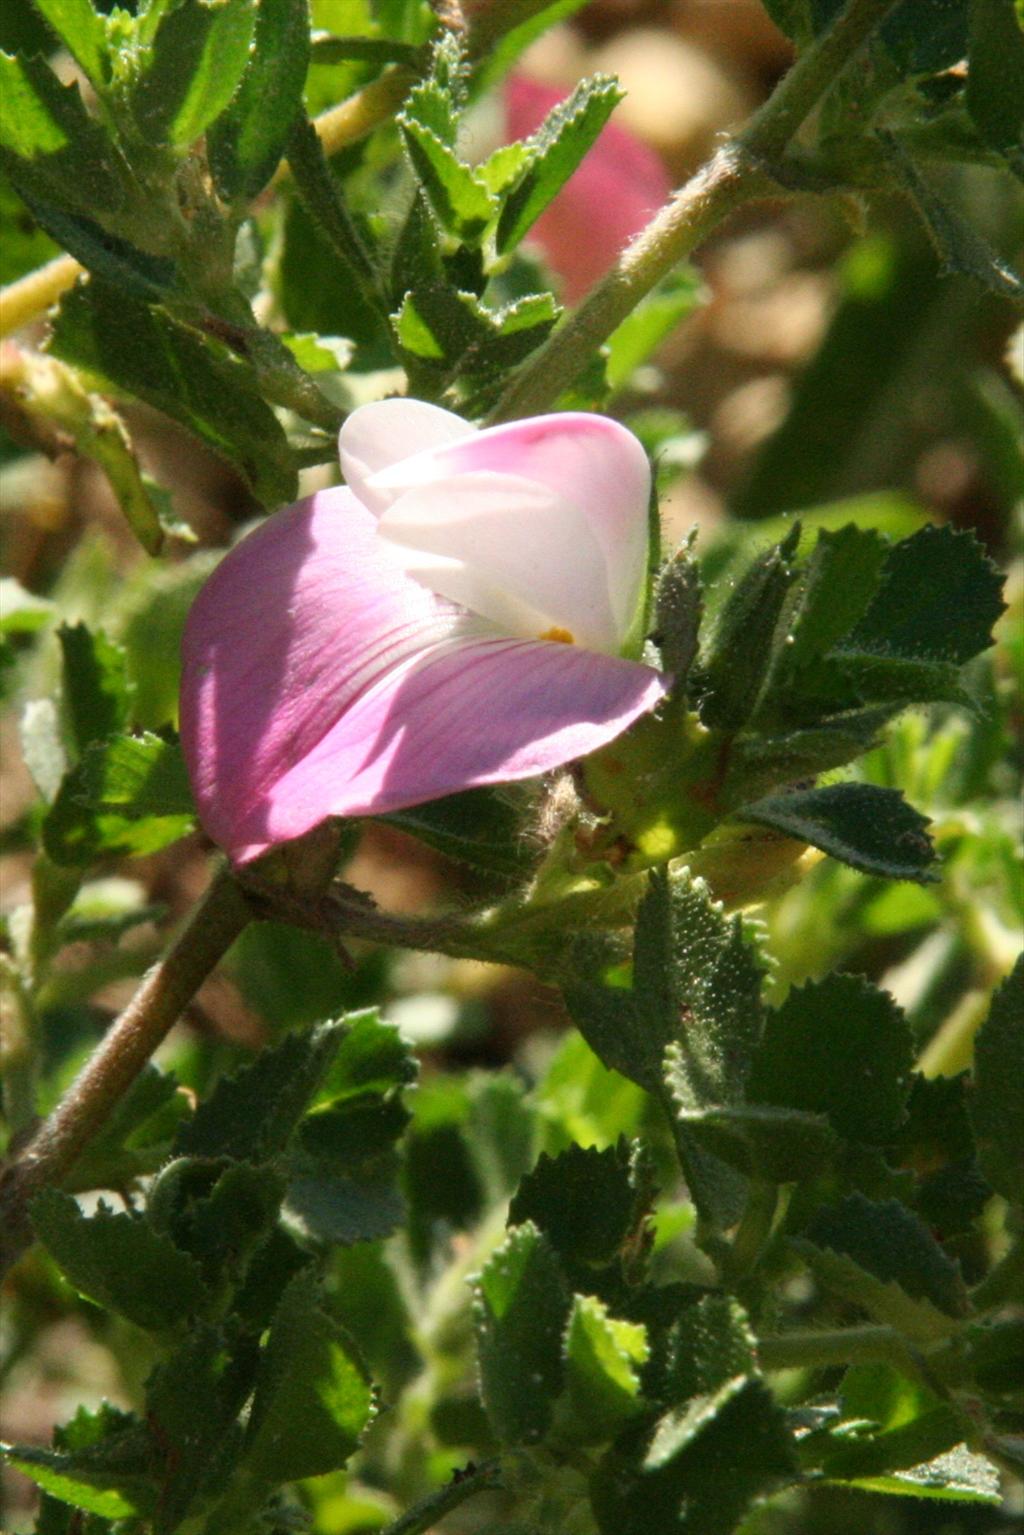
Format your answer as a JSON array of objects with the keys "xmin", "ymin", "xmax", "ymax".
[
  {"xmin": 381, "ymin": 785, "xmax": 537, "ymax": 877},
  {"xmin": 67, "ymin": 1065, "xmax": 187, "ymax": 1190},
  {"xmin": 656, "ymin": 1294, "xmax": 756, "ymax": 1405},
  {"xmin": 0, "ymin": 52, "xmax": 125, "ymax": 215},
  {"xmin": 879, "ymin": 129, "xmax": 1024, "ymax": 299},
  {"xmin": 143, "ymin": 1325, "xmax": 253, "ymax": 1533},
  {"xmin": 554, "ymin": 1295, "xmax": 648, "ymax": 1444},
  {"xmin": 737, "ymin": 783, "xmax": 936, "ymax": 882},
  {"xmin": 967, "ymin": 0, "xmax": 1024, "ymax": 171},
  {"xmin": 748, "ymin": 973, "xmax": 914, "ymax": 1143},
  {"xmin": 57, "ymin": 623, "xmax": 131, "ymax": 754},
  {"xmin": 793, "ymin": 1193, "xmax": 968, "ymax": 1339},
  {"xmin": 29, "ymin": 1188, "xmax": 207, "ymax": 1331},
  {"xmin": 724, "ymin": 710, "xmax": 894, "ymax": 806},
  {"xmin": 605, "ymin": 270, "xmax": 704, "ymax": 394},
  {"xmin": 508, "ymin": 1142, "xmax": 641, "ymax": 1269},
  {"xmin": 243, "ymin": 1272, "xmax": 375, "ymax": 1483},
  {"xmin": 13, "ymin": 192, "xmax": 175, "ymax": 295},
  {"xmin": 175, "ymin": 1017, "xmax": 353, "ymax": 1162},
  {"xmin": 130, "ymin": 0, "xmax": 256, "ymax": 146},
  {"xmin": 48, "ymin": 281, "xmax": 296, "ymax": 506},
  {"xmin": 2, "ymin": 1407, "xmax": 153, "ymax": 1521},
  {"xmin": 650, "ymin": 547, "xmax": 702, "ymax": 682},
  {"xmin": 969, "ymin": 955, "xmax": 1024, "ymax": 1203},
  {"xmin": 694, "ymin": 525, "xmax": 801, "ymax": 730},
  {"xmin": 495, "ymin": 74, "xmax": 623, "ymax": 254},
  {"xmin": 394, "ymin": 282, "xmax": 557, "ymax": 376},
  {"xmin": 782, "ymin": 524, "xmax": 889, "ymax": 675},
  {"xmin": 79, "ymin": 732, "xmax": 195, "ymax": 819},
  {"xmin": 30, "ymin": 0, "xmax": 108, "ymax": 89},
  {"xmin": 669, "ymin": 1100, "xmax": 838, "ymax": 1183},
  {"xmin": 592, "ymin": 1376, "xmax": 795, "ymax": 1535},
  {"xmin": 208, "ymin": 0, "xmax": 311, "ymax": 199},
  {"xmin": 284, "ymin": 114, "xmax": 379, "ymax": 295},
  {"xmin": 473, "ymin": 1221, "xmax": 571, "ymax": 1444},
  {"xmin": 836, "ymin": 1446, "xmax": 1002, "ymax": 1504},
  {"xmin": 399, "ymin": 117, "xmax": 495, "ymax": 242}
]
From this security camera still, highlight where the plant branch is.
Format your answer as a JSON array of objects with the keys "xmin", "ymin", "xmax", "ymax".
[
  {"xmin": 488, "ymin": 0, "xmax": 904, "ymax": 422},
  {"xmin": 378, "ymin": 1458, "xmax": 505, "ymax": 1535},
  {"xmin": 0, "ymin": 866, "xmax": 252, "ymax": 1279},
  {"xmin": 757, "ymin": 1323, "xmax": 920, "ymax": 1374}
]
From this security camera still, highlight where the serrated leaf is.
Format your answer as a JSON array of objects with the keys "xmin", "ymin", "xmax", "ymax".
[
  {"xmin": 394, "ymin": 281, "xmax": 557, "ymax": 376},
  {"xmin": 880, "ymin": 129, "xmax": 1024, "ymax": 298},
  {"xmin": 57, "ymin": 623, "xmax": 130, "ymax": 756},
  {"xmin": 399, "ymin": 117, "xmax": 495, "ymax": 242},
  {"xmin": 748, "ymin": 973, "xmax": 914, "ymax": 1143},
  {"xmin": 48, "ymin": 281, "xmax": 296, "ymax": 506},
  {"xmin": 967, "ymin": 0, "xmax": 1024, "ymax": 173},
  {"xmin": 495, "ymin": 74, "xmax": 623, "ymax": 254},
  {"xmin": 243, "ymin": 1272, "xmax": 375, "ymax": 1483},
  {"xmin": 79, "ymin": 732, "xmax": 195, "ymax": 818},
  {"xmin": 724, "ymin": 710, "xmax": 894, "ymax": 806},
  {"xmin": 671, "ymin": 1100, "xmax": 838, "ymax": 1183},
  {"xmin": 555, "ymin": 1295, "xmax": 648, "ymax": 1444},
  {"xmin": 508, "ymin": 1142, "xmax": 640, "ymax": 1268},
  {"xmin": 29, "ymin": 1188, "xmax": 207, "ymax": 1331},
  {"xmin": 970, "ymin": 955, "xmax": 1024, "ymax": 1203},
  {"xmin": 67, "ymin": 1065, "xmax": 186, "ymax": 1191},
  {"xmin": 658, "ymin": 1294, "xmax": 756, "ymax": 1405},
  {"xmin": 42, "ymin": 730, "xmax": 195, "ymax": 866},
  {"xmin": 784, "ymin": 524, "xmax": 890, "ymax": 673},
  {"xmin": 130, "ymin": 0, "xmax": 256, "ymax": 146},
  {"xmin": 737, "ymin": 782, "xmax": 936, "ymax": 882},
  {"xmin": 284, "ymin": 114, "xmax": 378, "ymax": 295},
  {"xmin": 175, "ymin": 1017, "xmax": 352, "ymax": 1162},
  {"xmin": 381, "ymin": 785, "xmax": 536, "ymax": 877},
  {"xmin": 208, "ymin": 0, "xmax": 310, "ymax": 199},
  {"xmin": 474, "ymin": 1221, "xmax": 570, "ymax": 1443},
  {"xmin": 2, "ymin": 1421, "xmax": 153, "ymax": 1521},
  {"xmin": 793, "ymin": 1193, "xmax": 967, "ymax": 1339}
]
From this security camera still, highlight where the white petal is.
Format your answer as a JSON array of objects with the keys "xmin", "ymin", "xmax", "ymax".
[
  {"xmin": 377, "ymin": 470, "xmax": 620, "ymax": 652},
  {"xmin": 339, "ymin": 399, "xmax": 476, "ymax": 515}
]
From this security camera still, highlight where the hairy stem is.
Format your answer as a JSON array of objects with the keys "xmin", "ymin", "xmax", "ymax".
[
  {"xmin": 0, "ymin": 867, "xmax": 252, "ymax": 1279},
  {"xmin": 488, "ymin": 0, "xmax": 904, "ymax": 422},
  {"xmin": 378, "ymin": 1459, "xmax": 505, "ymax": 1535},
  {"xmin": 757, "ymin": 1324, "xmax": 917, "ymax": 1373}
]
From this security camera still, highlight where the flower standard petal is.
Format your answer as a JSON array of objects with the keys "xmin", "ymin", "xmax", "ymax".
[
  {"xmin": 180, "ymin": 484, "xmax": 667, "ymax": 864},
  {"xmin": 348, "ymin": 404, "xmax": 652, "ymax": 649},
  {"xmin": 338, "ymin": 398, "xmax": 476, "ymax": 514}
]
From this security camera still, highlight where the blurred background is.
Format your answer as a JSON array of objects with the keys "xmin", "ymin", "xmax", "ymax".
[{"xmin": 2, "ymin": 1, "xmax": 1021, "ymax": 1530}]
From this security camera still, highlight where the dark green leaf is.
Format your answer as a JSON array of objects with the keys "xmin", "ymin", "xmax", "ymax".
[
  {"xmin": 381, "ymin": 785, "xmax": 537, "ymax": 877},
  {"xmin": 152, "ymin": 1159, "xmax": 286, "ymax": 1282},
  {"xmin": 670, "ymin": 1101, "xmax": 838, "ymax": 1183},
  {"xmin": 592, "ymin": 1376, "xmax": 795, "ymax": 1535},
  {"xmin": 651, "ymin": 548, "xmax": 702, "ymax": 682},
  {"xmin": 879, "ymin": 129, "xmax": 1024, "ymax": 298},
  {"xmin": 285, "ymin": 1167, "xmax": 406, "ymax": 1246},
  {"xmin": 657, "ymin": 1294, "xmax": 756, "ymax": 1406},
  {"xmin": 284, "ymin": 115, "xmax": 378, "ymax": 294},
  {"xmin": 794, "ymin": 1192, "xmax": 968, "ymax": 1336},
  {"xmin": 782, "ymin": 524, "xmax": 889, "ymax": 674},
  {"xmin": 29, "ymin": 1188, "xmax": 207, "ymax": 1330},
  {"xmin": 508, "ymin": 1142, "xmax": 640, "ymax": 1268},
  {"xmin": 57, "ymin": 623, "xmax": 131, "ymax": 755},
  {"xmin": 2, "ymin": 1407, "xmax": 153, "ymax": 1521},
  {"xmin": 495, "ymin": 74, "xmax": 622, "ymax": 254},
  {"xmin": 175, "ymin": 1017, "xmax": 352, "ymax": 1161},
  {"xmin": 130, "ymin": 0, "xmax": 256, "ymax": 146},
  {"xmin": 13, "ymin": 193, "xmax": 175, "ymax": 295},
  {"xmin": 970, "ymin": 955, "xmax": 1024, "ymax": 1203},
  {"xmin": 695, "ymin": 525, "xmax": 801, "ymax": 729},
  {"xmin": 724, "ymin": 710, "xmax": 894, "ymax": 806},
  {"xmin": 737, "ymin": 783, "xmax": 936, "ymax": 882},
  {"xmin": 399, "ymin": 118, "xmax": 495, "ymax": 242},
  {"xmin": 474, "ymin": 1221, "xmax": 570, "ymax": 1443},
  {"xmin": 208, "ymin": 0, "xmax": 311, "ymax": 199},
  {"xmin": 835, "ymin": 1446, "xmax": 1002, "ymax": 1503},
  {"xmin": 748, "ymin": 973, "xmax": 914, "ymax": 1143},
  {"xmin": 243, "ymin": 1272, "xmax": 375, "ymax": 1482},
  {"xmin": 68, "ymin": 1065, "xmax": 187, "ymax": 1190},
  {"xmin": 968, "ymin": 0, "xmax": 1024, "ymax": 171},
  {"xmin": 48, "ymin": 281, "xmax": 296, "ymax": 505}
]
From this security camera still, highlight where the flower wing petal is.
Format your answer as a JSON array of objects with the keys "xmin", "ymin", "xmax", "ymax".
[
  {"xmin": 180, "ymin": 486, "xmax": 473, "ymax": 858},
  {"xmin": 227, "ymin": 635, "xmax": 668, "ymax": 861},
  {"xmin": 378, "ymin": 469, "xmax": 619, "ymax": 652},
  {"xmin": 338, "ymin": 398, "xmax": 476, "ymax": 514},
  {"xmin": 367, "ymin": 410, "xmax": 652, "ymax": 646}
]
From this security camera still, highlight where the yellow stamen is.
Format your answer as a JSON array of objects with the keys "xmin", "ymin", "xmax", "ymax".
[{"xmin": 539, "ymin": 626, "xmax": 575, "ymax": 644}]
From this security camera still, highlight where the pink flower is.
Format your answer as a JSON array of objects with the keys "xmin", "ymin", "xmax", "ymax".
[
  {"xmin": 181, "ymin": 400, "xmax": 668, "ymax": 864},
  {"xmin": 504, "ymin": 73, "xmax": 671, "ymax": 303}
]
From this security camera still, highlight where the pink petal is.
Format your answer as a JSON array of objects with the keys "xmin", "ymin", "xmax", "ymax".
[
  {"xmin": 370, "ymin": 410, "xmax": 652, "ymax": 646},
  {"xmin": 504, "ymin": 73, "xmax": 672, "ymax": 303},
  {"xmin": 181, "ymin": 487, "xmax": 668, "ymax": 864}
]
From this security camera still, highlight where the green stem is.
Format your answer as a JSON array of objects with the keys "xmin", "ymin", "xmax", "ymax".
[
  {"xmin": 378, "ymin": 1458, "xmax": 505, "ymax": 1535},
  {"xmin": 0, "ymin": 866, "xmax": 252, "ymax": 1279},
  {"xmin": 488, "ymin": 0, "xmax": 904, "ymax": 422}
]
